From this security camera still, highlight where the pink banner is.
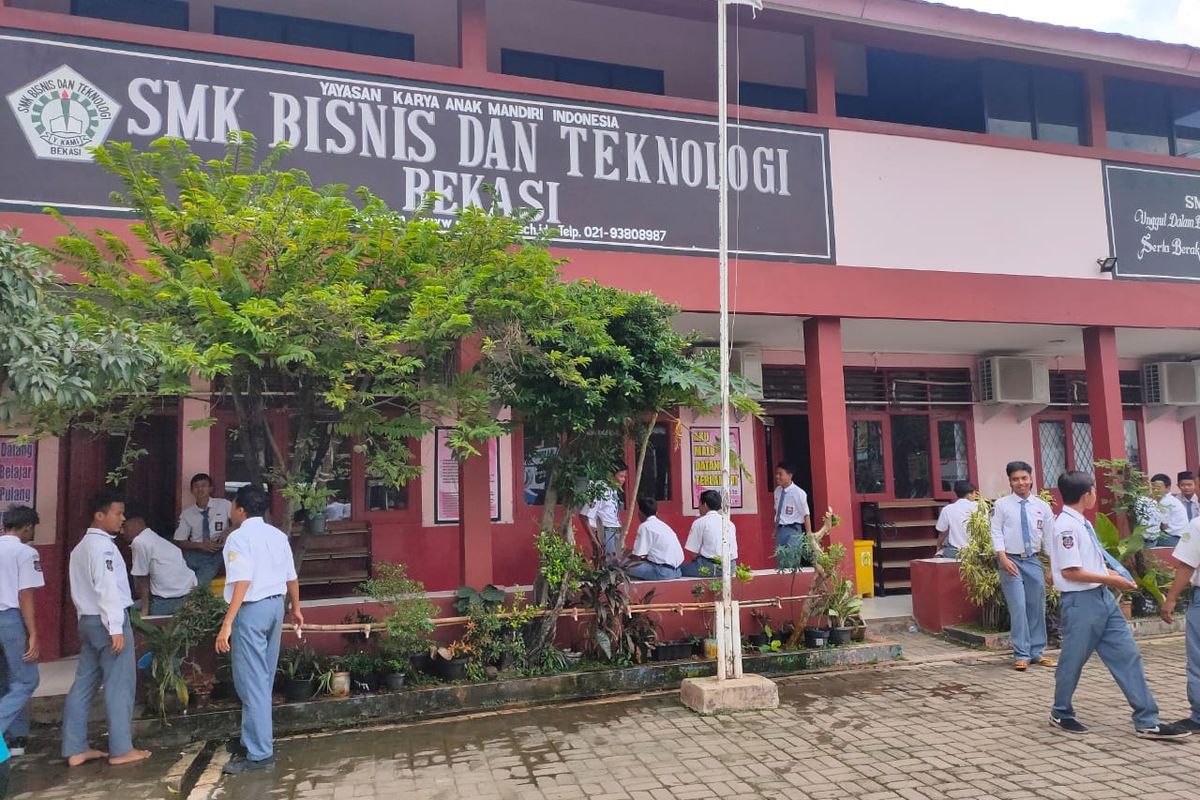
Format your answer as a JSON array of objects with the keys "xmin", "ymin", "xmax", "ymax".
[
  {"xmin": 690, "ymin": 427, "xmax": 743, "ymax": 509},
  {"xmin": 0, "ymin": 439, "xmax": 37, "ymax": 527},
  {"xmin": 435, "ymin": 429, "xmax": 499, "ymax": 523}
]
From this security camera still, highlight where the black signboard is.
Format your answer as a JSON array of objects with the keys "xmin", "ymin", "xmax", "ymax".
[
  {"xmin": 0, "ymin": 30, "xmax": 834, "ymax": 261},
  {"xmin": 1104, "ymin": 162, "xmax": 1200, "ymax": 281}
]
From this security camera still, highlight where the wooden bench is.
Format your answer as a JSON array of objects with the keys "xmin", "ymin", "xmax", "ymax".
[{"xmin": 293, "ymin": 521, "xmax": 372, "ymax": 597}]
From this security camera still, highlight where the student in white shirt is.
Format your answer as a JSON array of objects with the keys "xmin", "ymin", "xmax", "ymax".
[
  {"xmin": 0, "ymin": 506, "xmax": 44, "ymax": 757},
  {"xmin": 174, "ymin": 473, "xmax": 233, "ymax": 588},
  {"xmin": 627, "ymin": 497, "xmax": 684, "ymax": 581},
  {"xmin": 681, "ymin": 490, "xmax": 737, "ymax": 578},
  {"xmin": 1176, "ymin": 471, "xmax": 1200, "ymax": 525},
  {"xmin": 578, "ymin": 462, "xmax": 627, "ymax": 560},
  {"xmin": 1159, "ymin": 515, "xmax": 1200, "ymax": 733},
  {"xmin": 1047, "ymin": 470, "xmax": 1189, "ymax": 740},
  {"xmin": 772, "ymin": 462, "xmax": 812, "ymax": 553},
  {"xmin": 990, "ymin": 461, "xmax": 1055, "ymax": 671},
  {"xmin": 121, "ymin": 505, "xmax": 197, "ymax": 617},
  {"xmin": 215, "ymin": 485, "xmax": 302, "ymax": 774},
  {"xmin": 936, "ymin": 480, "xmax": 978, "ymax": 560},
  {"xmin": 1149, "ymin": 473, "xmax": 1188, "ymax": 546},
  {"xmin": 61, "ymin": 492, "xmax": 151, "ymax": 767}
]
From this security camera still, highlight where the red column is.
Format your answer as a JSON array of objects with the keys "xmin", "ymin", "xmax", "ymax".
[
  {"xmin": 1084, "ymin": 326, "xmax": 1125, "ymax": 514},
  {"xmin": 803, "ymin": 318, "xmax": 854, "ymax": 576},
  {"xmin": 1185, "ymin": 418, "xmax": 1199, "ymax": 474},
  {"xmin": 808, "ymin": 24, "xmax": 837, "ymax": 120},
  {"xmin": 1086, "ymin": 67, "xmax": 1108, "ymax": 149},
  {"xmin": 458, "ymin": 0, "xmax": 488, "ymax": 73},
  {"xmin": 457, "ymin": 338, "xmax": 494, "ymax": 588}
]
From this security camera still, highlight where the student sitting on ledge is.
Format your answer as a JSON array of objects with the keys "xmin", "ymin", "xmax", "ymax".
[{"xmin": 626, "ymin": 497, "xmax": 684, "ymax": 581}]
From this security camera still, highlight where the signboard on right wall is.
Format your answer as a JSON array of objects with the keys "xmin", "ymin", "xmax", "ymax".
[{"xmin": 1104, "ymin": 162, "xmax": 1200, "ymax": 281}]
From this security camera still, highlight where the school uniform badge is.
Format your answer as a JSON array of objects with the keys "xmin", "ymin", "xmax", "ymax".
[
  {"xmin": 105, "ymin": 558, "xmax": 114, "ymax": 571},
  {"xmin": 33, "ymin": 559, "xmax": 42, "ymax": 572},
  {"xmin": 1061, "ymin": 535, "xmax": 1074, "ymax": 549}
]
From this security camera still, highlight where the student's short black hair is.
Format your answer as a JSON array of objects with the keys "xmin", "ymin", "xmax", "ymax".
[
  {"xmin": 2, "ymin": 506, "xmax": 39, "ymax": 531},
  {"xmin": 189, "ymin": 472, "xmax": 213, "ymax": 488},
  {"xmin": 775, "ymin": 461, "xmax": 796, "ymax": 476},
  {"xmin": 88, "ymin": 490, "xmax": 123, "ymax": 518},
  {"xmin": 612, "ymin": 460, "xmax": 628, "ymax": 474},
  {"xmin": 122, "ymin": 504, "xmax": 147, "ymax": 524},
  {"xmin": 1005, "ymin": 461, "xmax": 1034, "ymax": 477},
  {"xmin": 952, "ymin": 480, "xmax": 976, "ymax": 499},
  {"xmin": 699, "ymin": 489, "xmax": 722, "ymax": 512},
  {"xmin": 1151, "ymin": 473, "xmax": 1171, "ymax": 487},
  {"xmin": 1179, "ymin": 471, "xmax": 1196, "ymax": 483},
  {"xmin": 1058, "ymin": 470, "xmax": 1096, "ymax": 505},
  {"xmin": 234, "ymin": 485, "xmax": 270, "ymax": 517},
  {"xmin": 637, "ymin": 496, "xmax": 657, "ymax": 517}
]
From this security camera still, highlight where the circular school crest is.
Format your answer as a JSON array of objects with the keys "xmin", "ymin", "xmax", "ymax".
[{"xmin": 6, "ymin": 65, "xmax": 120, "ymax": 162}]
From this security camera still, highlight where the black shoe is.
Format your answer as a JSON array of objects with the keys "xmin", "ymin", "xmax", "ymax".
[
  {"xmin": 222, "ymin": 755, "xmax": 275, "ymax": 775},
  {"xmin": 1049, "ymin": 715, "xmax": 1089, "ymax": 734},
  {"xmin": 7, "ymin": 737, "xmax": 27, "ymax": 756},
  {"xmin": 225, "ymin": 739, "xmax": 248, "ymax": 758},
  {"xmin": 1135, "ymin": 722, "xmax": 1192, "ymax": 740},
  {"xmin": 1173, "ymin": 718, "xmax": 1200, "ymax": 733}
]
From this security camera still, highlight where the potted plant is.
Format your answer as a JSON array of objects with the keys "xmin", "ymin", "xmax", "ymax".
[
  {"xmin": 132, "ymin": 586, "xmax": 227, "ymax": 718},
  {"xmin": 327, "ymin": 657, "xmax": 351, "ymax": 697},
  {"xmin": 359, "ymin": 563, "xmax": 438, "ymax": 676},
  {"xmin": 382, "ymin": 659, "xmax": 408, "ymax": 691},
  {"xmin": 826, "ymin": 577, "xmax": 863, "ymax": 645},
  {"xmin": 278, "ymin": 644, "xmax": 320, "ymax": 703},
  {"xmin": 776, "ymin": 510, "xmax": 839, "ymax": 648},
  {"xmin": 436, "ymin": 641, "xmax": 472, "ymax": 681},
  {"xmin": 747, "ymin": 610, "xmax": 773, "ymax": 648},
  {"xmin": 847, "ymin": 613, "xmax": 867, "ymax": 642},
  {"xmin": 344, "ymin": 651, "xmax": 381, "ymax": 693}
]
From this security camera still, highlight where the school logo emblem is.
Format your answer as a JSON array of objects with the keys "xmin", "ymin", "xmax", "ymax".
[
  {"xmin": 33, "ymin": 559, "xmax": 42, "ymax": 573},
  {"xmin": 1061, "ymin": 535, "xmax": 1074, "ymax": 550},
  {"xmin": 6, "ymin": 65, "xmax": 120, "ymax": 162},
  {"xmin": 105, "ymin": 558, "xmax": 114, "ymax": 572}
]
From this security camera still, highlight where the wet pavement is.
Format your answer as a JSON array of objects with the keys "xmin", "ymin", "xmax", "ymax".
[{"xmin": 5, "ymin": 635, "xmax": 1197, "ymax": 799}]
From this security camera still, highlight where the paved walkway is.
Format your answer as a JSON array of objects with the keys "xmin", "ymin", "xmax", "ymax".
[{"xmin": 5, "ymin": 635, "xmax": 1196, "ymax": 800}]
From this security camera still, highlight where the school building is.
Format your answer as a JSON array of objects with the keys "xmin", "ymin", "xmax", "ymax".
[{"xmin": 3, "ymin": 0, "xmax": 1200, "ymax": 659}]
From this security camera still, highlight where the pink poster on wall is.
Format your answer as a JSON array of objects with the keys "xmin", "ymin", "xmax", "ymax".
[
  {"xmin": 690, "ymin": 427, "xmax": 743, "ymax": 509},
  {"xmin": 0, "ymin": 438, "xmax": 37, "ymax": 528},
  {"xmin": 434, "ymin": 428, "xmax": 500, "ymax": 524}
]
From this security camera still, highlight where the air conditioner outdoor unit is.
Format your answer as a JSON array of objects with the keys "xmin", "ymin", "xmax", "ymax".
[
  {"xmin": 694, "ymin": 346, "xmax": 764, "ymax": 400},
  {"xmin": 977, "ymin": 357, "xmax": 1051, "ymax": 405},
  {"xmin": 1143, "ymin": 362, "xmax": 1200, "ymax": 406}
]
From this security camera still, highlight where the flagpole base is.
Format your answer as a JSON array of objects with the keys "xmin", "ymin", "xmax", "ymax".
[{"xmin": 679, "ymin": 674, "xmax": 779, "ymax": 715}]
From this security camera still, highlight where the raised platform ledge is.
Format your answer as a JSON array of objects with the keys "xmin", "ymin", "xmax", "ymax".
[{"xmin": 680, "ymin": 674, "xmax": 780, "ymax": 715}]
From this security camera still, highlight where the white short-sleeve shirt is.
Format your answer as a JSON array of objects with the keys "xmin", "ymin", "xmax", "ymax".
[
  {"xmin": 685, "ymin": 510, "xmax": 738, "ymax": 560},
  {"xmin": 990, "ymin": 493, "xmax": 1052, "ymax": 555},
  {"xmin": 1157, "ymin": 493, "xmax": 1189, "ymax": 537},
  {"xmin": 175, "ymin": 497, "xmax": 234, "ymax": 543},
  {"xmin": 583, "ymin": 484, "xmax": 621, "ymax": 529},
  {"xmin": 0, "ymin": 535, "xmax": 45, "ymax": 611},
  {"xmin": 773, "ymin": 483, "xmax": 810, "ymax": 526},
  {"xmin": 1171, "ymin": 519, "xmax": 1200, "ymax": 589},
  {"xmin": 632, "ymin": 515, "xmax": 685, "ymax": 568},
  {"xmin": 1047, "ymin": 507, "xmax": 1107, "ymax": 592},
  {"xmin": 131, "ymin": 528, "xmax": 198, "ymax": 600},
  {"xmin": 69, "ymin": 529, "xmax": 134, "ymax": 634},
  {"xmin": 222, "ymin": 516, "xmax": 297, "ymax": 603},
  {"xmin": 936, "ymin": 498, "xmax": 978, "ymax": 550}
]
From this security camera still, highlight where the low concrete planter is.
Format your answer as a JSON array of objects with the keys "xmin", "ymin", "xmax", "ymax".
[
  {"xmin": 35, "ymin": 642, "xmax": 901, "ymax": 747},
  {"xmin": 943, "ymin": 613, "xmax": 1186, "ymax": 651}
]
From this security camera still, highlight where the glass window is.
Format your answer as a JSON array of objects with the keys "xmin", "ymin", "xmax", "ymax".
[
  {"xmin": 1034, "ymin": 68, "xmax": 1085, "ymax": 145},
  {"xmin": 1070, "ymin": 415, "xmax": 1094, "ymax": 476},
  {"xmin": 224, "ymin": 426, "xmax": 270, "ymax": 496},
  {"xmin": 501, "ymin": 49, "xmax": 664, "ymax": 95},
  {"xmin": 983, "ymin": 61, "xmax": 1033, "ymax": 140},
  {"xmin": 1173, "ymin": 87, "xmax": 1200, "ymax": 159},
  {"xmin": 522, "ymin": 431, "xmax": 556, "ymax": 507},
  {"xmin": 853, "ymin": 420, "xmax": 885, "ymax": 494},
  {"xmin": 72, "ymin": 0, "xmax": 189, "ymax": 30},
  {"xmin": 214, "ymin": 7, "xmax": 415, "ymax": 61},
  {"xmin": 366, "ymin": 476, "xmax": 408, "ymax": 512},
  {"xmin": 936, "ymin": 420, "xmax": 970, "ymax": 493},
  {"xmin": 845, "ymin": 47, "xmax": 983, "ymax": 133},
  {"xmin": 1038, "ymin": 420, "xmax": 1067, "ymax": 489},
  {"xmin": 891, "ymin": 416, "xmax": 932, "ymax": 499},
  {"xmin": 1123, "ymin": 419, "xmax": 1142, "ymax": 469},
  {"xmin": 638, "ymin": 424, "xmax": 672, "ymax": 502},
  {"xmin": 1105, "ymin": 78, "xmax": 1171, "ymax": 155},
  {"xmin": 740, "ymin": 81, "xmax": 808, "ymax": 113}
]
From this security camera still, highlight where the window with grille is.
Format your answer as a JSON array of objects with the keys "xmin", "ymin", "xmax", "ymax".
[
  {"xmin": 763, "ymin": 366, "xmax": 807, "ymax": 403},
  {"xmin": 844, "ymin": 368, "xmax": 972, "ymax": 408},
  {"xmin": 1034, "ymin": 411, "xmax": 1142, "ymax": 488},
  {"xmin": 1047, "ymin": 371, "xmax": 1144, "ymax": 407}
]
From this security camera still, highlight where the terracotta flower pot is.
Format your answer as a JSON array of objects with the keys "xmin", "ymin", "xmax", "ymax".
[
  {"xmin": 330, "ymin": 671, "xmax": 352, "ymax": 697},
  {"xmin": 1119, "ymin": 598, "xmax": 1133, "ymax": 621}
]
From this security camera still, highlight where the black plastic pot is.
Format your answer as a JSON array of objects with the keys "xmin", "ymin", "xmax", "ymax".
[
  {"xmin": 1131, "ymin": 594, "xmax": 1156, "ymax": 618},
  {"xmin": 851, "ymin": 625, "xmax": 866, "ymax": 643},
  {"xmin": 437, "ymin": 656, "xmax": 469, "ymax": 681},
  {"xmin": 803, "ymin": 627, "xmax": 829, "ymax": 649},
  {"xmin": 746, "ymin": 633, "xmax": 768, "ymax": 648},
  {"xmin": 690, "ymin": 639, "xmax": 704, "ymax": 656},
  {"xmin": 281, "ymin": 676, "xmax": 316, "ymax": 703},
  {"xmin": 385, "ymin": 672, "xmax": 407, "ymax": 691},
  {"xmin": 828, "ymin": 627, "xmax": 852, "ymax": 646},
  {"xmin": 410, "ymin": 652, "xmax": 435, "ymax": 676},
  {"xmin": 654, "ymin": 640, "xmax": 694, "ymax": 662},
  {"xmin": 350, "ymin": 671, "xmax": 381, "ymax": 693}
]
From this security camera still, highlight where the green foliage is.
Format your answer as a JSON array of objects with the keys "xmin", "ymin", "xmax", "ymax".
[
  {"xmin": 959, "ymin": 498, "xmax": 1001, "ymax": 607},
  {"xmin": 358, "ymin": 562, "xmax": 436, "ymax": 658},
  {"xmin": 462, "ymin": 592, "xmax": 538, "ymax": 676},
  {"xmin": 131, "ymin": 586, "xmax": 228, "ymax": 718},
  {"xmin": 278, "ymin": 644, "xmax": 321, "ymax": 681},
  {"xmin": 826, "ymin": 578, "xmax": 863, "ymax": 627},
  {"xmin": 453, "ymin": 584, "xmax": 507, "ymax": 615},
  {"xmin": 536, "ymin": 531, "xmax": 587, "ymax": 594}
]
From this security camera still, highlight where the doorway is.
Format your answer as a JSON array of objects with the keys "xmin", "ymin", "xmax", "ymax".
[{"xmin": 774, "ymin": 415, "xmax": 813, "ymax": 497}]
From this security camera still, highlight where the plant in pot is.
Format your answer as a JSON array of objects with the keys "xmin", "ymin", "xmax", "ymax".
[
  {"xmin": 825, "ymin": 577, "xmax": 863, "ymax": 646},
  {"xmin": 344, "ymin": 651, "xmax": 382, "ymax": 693},
  {"xmin": 278, "ymin": 644, "xmax": 321, "ymax": 703},
  {"xmin": 436, "ymin": 640, "xmax": 473, "ymax": 681},
  {"xmin": 132, "ymin": 585, "xmax": 228, "ymax": 718},
  {"xmin": 463, "ymin": 591, "xmax": 538, "ymax": 680},
  {"xmin": 959, "ymin": 498, "xmax": 1008, "ymax": 632},
  {"xmin": 325, "ymin": 657, "xmax": 351, "ymax": 697},
  {"xmin": 746, "ymin": 610, "xmax": 773, "ymax": 649},
  {"xmin": 284, "ymin": 482, "xmax": 335, "ymax": 535},
  {"xmin": 382, "ymin": 658, "xmax": 408, "ymax": 690},
  {"xmin": 775, "ymin": 510, "xmax": 839, "ymax": 649},
  {"xmin": 358, "ymin": 562, "xmax": 438, "ymax": 678}
]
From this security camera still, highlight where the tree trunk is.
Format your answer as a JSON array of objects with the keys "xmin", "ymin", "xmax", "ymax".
[{"xmin": 623, "ymin": 416, "xmax": 655, "ymax": 537}]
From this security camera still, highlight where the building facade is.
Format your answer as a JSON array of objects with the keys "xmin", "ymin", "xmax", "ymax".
[{"xmin": 3, "ymin": 0, "xmax": 1200, "ymax": 658}]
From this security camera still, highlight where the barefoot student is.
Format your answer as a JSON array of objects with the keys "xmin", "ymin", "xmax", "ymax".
[
  {"xmin": 990, "ymin": 461, "xmax": 1055, "ymax": 671},
  {"xmin": 1047, "ymin": 470, "xmax": 1190, "ymax": 740},
  {"xmin": 0, "ymin": 506, "xmax": 43, "ymax": 757},
  {"xmin": 215, "ymin": 486, "xmax": 302, "ymax": 774},
  {"xmin": 62, "ymin": 492, "xmax": 151, "ymax": 766}
]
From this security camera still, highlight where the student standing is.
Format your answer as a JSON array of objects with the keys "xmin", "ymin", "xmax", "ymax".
[
  {"xmin": 1177, "ymin": 471, "xmax": 1200, "ymax": 524},
  {"xmin": 1149, "ymin": 473, "xmax": 1188, "ymax": 546},
  {"xmin": 579, "ymin": 463, "xmax": 627, "ymax": 559},
  {"xmin": 215, "ymin": 486, "xmax": 302, "ymax": 775},
  {"xmin": 936, "ymin": 480, "xmax": 978, "ymax": 560},
  {"xmin": 772, "ymin": 462, "xmax": 812, "ymax": 551},
  {"xmin": 122, "ymin": 506, "xmax": 197, "ymax": 617},
  {"xmin": 1159, "ymin": 515, "xmax": 1200, "ymax": 732},
  {"xmin": 0, "ymin": 507, "xmax": 43, "ymax": 757},
  {"xmin": 174, "ymin": 473, "xmax": 233, "ymax": 588},
  {"xmin": 62, "ymin": 492, "xmax": 151, "ymax": 766},
  {"xmin": 627, "ymin": 497, "xmax": 684, "ymax": 581},
  {"xmin": 990, "ymin": 461, "xmax": 1056, "ymax": 671},
  {"xmin": 681, "ymin": 490, "xmax": 737, "ymax": 577},
  {"xmin": 1048, "ymin": 470, "xmax": 1190, "ymax": 740}
]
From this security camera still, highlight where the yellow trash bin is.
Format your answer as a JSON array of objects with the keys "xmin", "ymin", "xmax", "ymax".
[
  {"xmin": 210, "ymin": 577, "xmax": 226, "ymax": 599},
  {"xmin": 853, "ymin": 539, "xmax": 875, "ymax": 598}
]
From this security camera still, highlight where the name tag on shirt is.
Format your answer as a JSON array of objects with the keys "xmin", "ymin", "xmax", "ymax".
[{"xmin": 784, "ymin": 505, "xmax": 795, "ymax": 516}]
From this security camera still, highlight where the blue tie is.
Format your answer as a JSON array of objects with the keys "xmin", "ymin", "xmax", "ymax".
[
  {"xmin": 1084, "ymin": 519, "xmax": 1134, "ymax": 582},
  {"xmin": 1019, "ymin": 499, "xmax": 1033, "ymax": 557}
]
